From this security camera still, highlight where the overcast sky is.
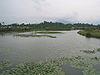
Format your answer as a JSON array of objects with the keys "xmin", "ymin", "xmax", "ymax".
[{"xmin": 0, "ymin": 0, "xmax": 100, "ymax": 24}]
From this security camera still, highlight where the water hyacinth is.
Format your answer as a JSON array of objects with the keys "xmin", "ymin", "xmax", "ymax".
[
  {"xmin": 80, "ymin": 50, "xmax": 96, "ymax": 54},
  {"xmin": 97, "ymin": 48, "xmax": 100, "ymax": 52},
  {"xmin": 1, "ymin": 49, "xmax": 100, "ymax": 75},
  {"xmin": 1, "ymin": 56, "xmax": 100, "ymax": 75},
  {"xmin": 0, "ymin": 60, "xmax": 11, "ymax": 70},
  {"xmin": 1, "ymin": 62, "xmax": 65, "ymax": 75}
]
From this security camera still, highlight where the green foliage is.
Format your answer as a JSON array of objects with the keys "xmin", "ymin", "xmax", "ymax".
[
  {"xmin": 80, "ymin": 48, "xmax": 100, "ymax": 54},
  {"xmin": 78, "ymin": 30, "xmax": 100, "ymax": 38},
  {"xmin": 15, "ymin": 34, "xmax": 56, "ymax": 38},
  {"xmin": 0, "ymin": 23, "xmax": 2, "ymax": 26},
  {"xmin": 0, "ymin": 21, "xmax": 100, "ymax": 33},
  {"xmin": 97, "ymin": 48, "xmax": 100, "ymax": 52},
  {"xmin": 85, "ymin": 32, "xmax": 91, "ymax": 37},
  {"xmin": 80, "ymin": 50, "xmax": 96, "ymax": 54},
  {"xmin": 1, "ymin": 62, "xmax": 65, "ymax": 75},
  {"xmin": 0, "ymin": 60, "xmax": 11, "ymax": 70},
  {"xmin": 1, "ymin": 55, "xmax": 100, "ymax": 75}
]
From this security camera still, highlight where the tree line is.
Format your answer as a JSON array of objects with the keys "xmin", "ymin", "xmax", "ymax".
[{"xmin": 0, "ymin": 21, "xmax": 100, "ymax": 32}]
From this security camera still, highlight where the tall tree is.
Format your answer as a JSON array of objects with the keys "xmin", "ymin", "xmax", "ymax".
[{"xmin": 0, "ymin": 23, "xmax": 2, "ymax": 26}]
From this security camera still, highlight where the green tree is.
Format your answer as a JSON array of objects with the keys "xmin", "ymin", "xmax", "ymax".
[{"xmin": 0, "ymin": 23, "xmax": 2, "ymax": 26}]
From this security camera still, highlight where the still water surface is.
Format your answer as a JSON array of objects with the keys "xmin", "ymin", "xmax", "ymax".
[{"xmin": 0, "ymin": 30, "xmax": 100, "ymax": 64}]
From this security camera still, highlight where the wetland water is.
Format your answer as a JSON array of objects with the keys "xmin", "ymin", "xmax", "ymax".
[
  {"xmin": 0, "ymin": 30, "xmax": 100, "ymax": 63},
  {"xmin": 0, "ymin": 30, "xmax": 100, "ymax": 75}
]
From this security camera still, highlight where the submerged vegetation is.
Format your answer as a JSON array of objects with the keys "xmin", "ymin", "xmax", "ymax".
[
  {"xmin": 1, "ymin": 56, "xmax": 100, "ymax": 75},
  {"xmin": 0, "ymin": 49, "xmax": 100, "ymax": 75},
  {"xmin": 97, "ymin": 48, "xmax": 100, "ymax": 52},
  {"xmin": 80, "ymin": 50, "xmax": 96, "ymax": 54},
  {"xmin": 80, "ymin": 48, "xmax": 100, "ymax": 54},
  {"xmin": 0, "ymin": 53, "xmax": 11, "ymax": 72},
  {"xmin": 0, "ymin": 60, "xmax": 11, "ymax": 70},
  {"xmin": 15, "ymin": 34, "xmax": 56, "ymax": 38}
]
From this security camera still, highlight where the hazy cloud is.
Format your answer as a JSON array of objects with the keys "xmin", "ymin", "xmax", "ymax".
[{"xmin": 0, "ymin": 0, "xmax": 100, "ymax": 24}]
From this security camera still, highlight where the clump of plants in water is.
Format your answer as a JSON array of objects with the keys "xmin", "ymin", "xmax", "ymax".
[
  {"xmin": 1, "ymin": 49, "xmax": 100, "ymax": 75},
  {"xmin": 1, "ymin": 61, "xmax": 65, "ymax": 75},
  {"xmin": 0, "ymin": 60, "xmax": 11, "ymax": 70},
  {"xmin": 80, "ymin": 50, "xmax": 96, "ymax": 54},
  {"xmin": 1, "ymin": 56, "xmax": 100, "ymax": 75},
  {"xmin": 0, "ymin": 53, "xmax": 11, "ymax": 70},
  {"xmin": 80, "ymin": 48, "xmax": 100, "ymax": 54},
  {"xmin": 97, "ymin": 48, "xmax": 100, "ymax": 52},
  {"xmin": 15, "ymin": 34, "xmax": 56, "ymax": 38}
]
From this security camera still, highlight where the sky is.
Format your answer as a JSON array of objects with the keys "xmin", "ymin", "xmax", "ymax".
[{"xmin": 0, "ymin": 0, "xmax": 100, "ymax": 24}]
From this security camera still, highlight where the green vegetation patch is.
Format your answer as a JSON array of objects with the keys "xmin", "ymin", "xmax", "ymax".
[
  {"xmin": 0, "ymin": 52, "xmax": 3, "ymax": 55},
  {"xmin": 80, "ymin": 50, "xmax": 96, "ymax": 54},
  {"xmin": 15, "ymin": 34, "xmax": 56, "ymax": 38},
  {"xmin": 78, "ymin": 30, "xmax": 100, "ymax": 38},
  {"xmin": 80, "ymin": 48, "xmax": 100, "ymax": 54},
  {"xmin": 1, "ymin": 56, "xmax": 100, "ymax": 75},
  {"xmin": 1, "ymin": 61, "xmax": 65, "ymax": 75},
  {"xmin": 0, "ymin": 60, "xmax": 11, "ymax": 70},
  {"xmin": 1, "ymin": 49, "xmax": 100, "ymax": 75},
  {"xmin": 97, "ymin": 48, "xmax": 100, "ymax": 52}
]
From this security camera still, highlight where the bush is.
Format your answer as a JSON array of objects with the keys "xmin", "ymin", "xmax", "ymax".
[{"xmin": 85, "ymin": 32, "xmax": 91, "ymax": 37}]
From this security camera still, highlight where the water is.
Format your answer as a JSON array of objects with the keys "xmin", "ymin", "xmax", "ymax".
[
  {"xmin": 61, "ymin": 64, "xmax": 83, "ymax": 75},
  {"xmin": 0, "ymin": 30, "xmax": 100, "ymax": 74},
  {"xmin": 0, "ymin": 30, "xmax": 100, "ymax": 64}
]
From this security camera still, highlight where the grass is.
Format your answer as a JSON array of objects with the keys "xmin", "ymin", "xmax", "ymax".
[
  {"xmin": 15, "ymin": 34, "xmax": 56, "ymax": 38},
  {"xmin": 78, "ymin": 30, "xmax": 100, "ymax": 38},
  {"xmin": 0, "ymin": 32, "xmax": 11, "ymax": 35}
]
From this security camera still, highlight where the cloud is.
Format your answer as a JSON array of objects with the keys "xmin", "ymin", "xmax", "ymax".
[{"xmin": 0, "ymin": 0, "xmax": 100, "ymax": 24}]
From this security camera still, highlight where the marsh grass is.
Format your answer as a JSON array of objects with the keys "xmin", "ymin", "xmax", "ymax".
[
  {"xmin": 15, "ymin": 34, "xmax": 56, "ymax": 38},
  {"xmin": 78, "ymin": 30, "xmax": 100, "ymax": 38}
]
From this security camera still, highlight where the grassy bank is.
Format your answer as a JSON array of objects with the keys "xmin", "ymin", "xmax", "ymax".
[{"xmin": 78, "ymin": 30, "xmax": 100, "ymax": 38}]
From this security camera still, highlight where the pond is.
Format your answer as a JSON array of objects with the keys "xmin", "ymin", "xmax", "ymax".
[
  {"xmin": 0, "ymin": 30, "xmax": 100, "ymax": 63},
  {"xmin": 0, "ymin": 30, "xmax": 100, "ymax": 75}
]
